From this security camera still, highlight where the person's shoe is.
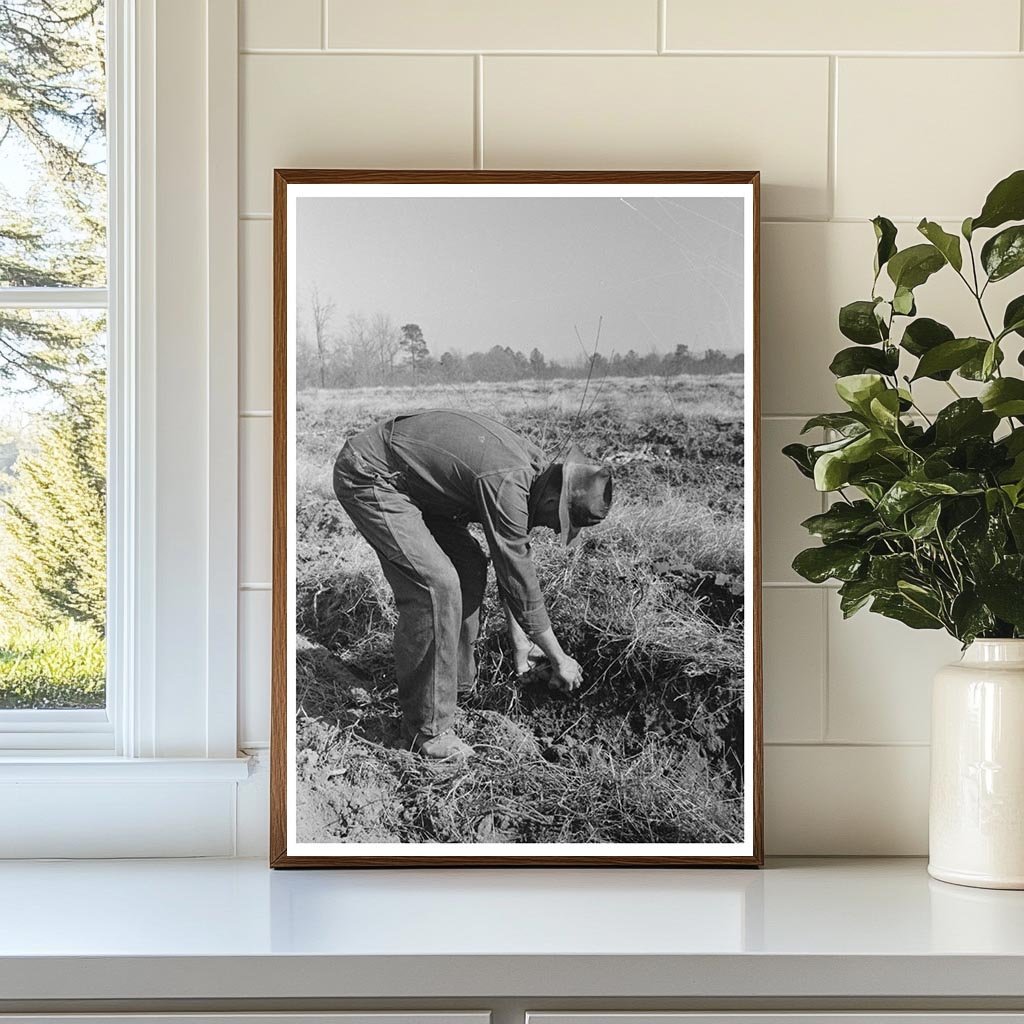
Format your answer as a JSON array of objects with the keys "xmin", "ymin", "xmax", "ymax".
[{"xmin": 409, "ymin": 730, "xmax": 475, "ymax": 760}]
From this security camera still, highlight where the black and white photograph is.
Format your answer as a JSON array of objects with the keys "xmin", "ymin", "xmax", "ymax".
[{"xmin": 273, "ymin": 172, "xmax": 761, "ymax": 866}]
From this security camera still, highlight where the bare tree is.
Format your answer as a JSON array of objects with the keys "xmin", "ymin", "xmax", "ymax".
[
  {"xmin": 345, "ymin": 313, "xmax": 376, "ymax": 387},
  {"xmin": 309, "ymin": 286, "xmax": 335, "ymax": 389},
  {"xmin": 369, "ymin": 312, "xmax": 401, "ymax": 383}
]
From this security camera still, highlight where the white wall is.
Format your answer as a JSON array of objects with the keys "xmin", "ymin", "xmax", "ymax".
[{"xmin": 234, "ymin": 0, "xmax": 1024, "ymax": 855}]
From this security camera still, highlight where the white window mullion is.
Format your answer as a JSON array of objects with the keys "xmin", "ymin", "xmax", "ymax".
[
  {"xmin": 106, "ymin": 0, "xmax": 141, "ymax": 757},
  {"xmin": 0, "ymin": 287, "xmax": 108, "ymax": 310}
]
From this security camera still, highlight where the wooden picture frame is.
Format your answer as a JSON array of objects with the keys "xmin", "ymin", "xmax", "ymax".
[{"xmin": 271, "ymin": 170, "xmax": 762, "ymax": 867}]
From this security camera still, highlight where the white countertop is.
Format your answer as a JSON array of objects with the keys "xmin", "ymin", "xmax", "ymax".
[{"xmin": 1, "ymin": 857, "xmax": 1023, "ymax": 1002}]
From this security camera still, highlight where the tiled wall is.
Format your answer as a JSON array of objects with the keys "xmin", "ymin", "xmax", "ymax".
[{"xmin": 236, "ymin": 0, "xmax": 1024, "ymax": 854}]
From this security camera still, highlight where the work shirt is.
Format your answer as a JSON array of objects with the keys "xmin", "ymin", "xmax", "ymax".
[{"xmin": 349, "ymin": 410, "xmax": 552, "ymax": 637}]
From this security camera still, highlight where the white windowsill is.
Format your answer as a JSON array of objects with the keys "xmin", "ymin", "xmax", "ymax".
[
  {"xmin": 0, "ymin": 858, "xmax": 1022, "ymax": 1004},
  {"xmin": 0, "ymin": 755, "xmax": 252, "ymax": 782}
]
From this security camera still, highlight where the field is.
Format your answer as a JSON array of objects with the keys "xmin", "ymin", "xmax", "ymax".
[{"xmin": 294, "ymin": 374, "xmax": 747, "ymax": 845}]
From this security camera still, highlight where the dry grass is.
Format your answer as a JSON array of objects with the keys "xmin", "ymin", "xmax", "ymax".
[{"xmin": 294, "ymin": 375, "xmax": 746, "ymax": 845}]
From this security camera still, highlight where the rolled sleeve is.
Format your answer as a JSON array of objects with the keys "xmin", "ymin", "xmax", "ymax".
[{"xmin": 474, "ymin": 471, "xmax": 551, "ymax": 637}]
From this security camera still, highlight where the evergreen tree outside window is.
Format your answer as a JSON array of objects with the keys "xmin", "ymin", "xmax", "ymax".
[{"xmin": 0, "ymin": 1, "xmax": 107, "ymax": 709}]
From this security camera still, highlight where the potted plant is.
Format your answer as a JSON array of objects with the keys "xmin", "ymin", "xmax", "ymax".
[{"xmin": 785, "ymin": 169, "xmax": 1024, "ymax": 889}]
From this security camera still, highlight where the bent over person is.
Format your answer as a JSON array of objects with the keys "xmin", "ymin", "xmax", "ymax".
[{"xmin": 333, "ymin": 410, "xmax": 613, "ymax": 760}]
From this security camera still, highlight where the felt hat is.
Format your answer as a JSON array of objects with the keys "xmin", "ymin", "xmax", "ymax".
[{"xmin": 557, "ymin": 445, "xmax": 613, "ymax": 548}]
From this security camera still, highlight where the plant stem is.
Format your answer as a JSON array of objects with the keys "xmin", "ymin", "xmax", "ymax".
[
  {"xmin": 966, "ymin": 235, "xmax": 999, "ymax": 342},
  {"xmin": 906, "ymin": 397, "xmax": 933, "ymax": 426}
]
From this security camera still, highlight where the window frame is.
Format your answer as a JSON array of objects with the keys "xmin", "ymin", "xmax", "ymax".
[
  {"xmin": 0, "ymin": 4, "xmax": 120, "ymax": 751},
  {"xmin": 0, "ymin": 0, "xmax": 243, "ymax": 773}
]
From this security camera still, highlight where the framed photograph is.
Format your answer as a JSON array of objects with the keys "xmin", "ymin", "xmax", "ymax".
[{"xmin": 270, "ymin": 170, "xmax": 762, "ymax": 867}]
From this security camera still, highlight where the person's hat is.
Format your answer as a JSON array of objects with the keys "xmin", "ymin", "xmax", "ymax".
[{"xmin": 558, "ymin": 445, "xmax": 613, "ymax": 548}]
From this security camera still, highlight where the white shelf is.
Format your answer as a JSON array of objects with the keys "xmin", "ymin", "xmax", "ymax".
[{"xmin": 0, "ymin": 857, "xmax": 1023, "ymax": 1003}]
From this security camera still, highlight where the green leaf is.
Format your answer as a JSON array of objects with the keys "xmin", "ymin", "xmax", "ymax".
[
  {"xmin": 1003, "ymin": 295, "xmax": 1024, "ymax": 339},
  {"xmin": 900, "ymin": 317, "xmax": 954, "ymax": 361},
  {"xmin": 981, "ymin": 225, "xmax": 1024, "ymax": 282},
  {"xmin": 800, "ymin": 501, "xmax": 879, "ymax": 543},
  {"xmin": 962, "ymin": 216, "xmax": 974, "ymax": 241},
  {"xmin": 782, "ymin": 442, "xmax": 814, "ymax": 479},
  {"xmin": 976, "ymin": 578, "xmax": 1024, "ymax": 629},
  {"xmin": 809, "ymin": 434, "xmax": 864, "ymax": 456},
  {"xmin": 950, "ymin": 593, "xmax": 995, "ymax": 644},
  {"xmin": 857, "ymin": 481, "xmax": 885, "ymax": 504},
  {"xmin": 934, "ymin": 399, "xmax": 998, "ymax": 444},
  {"xmin": 908, "ymin": 500, "xmax": 942, "ymax": 540},
  {"xmin": 1009, "ymin": 508, "xmax": 1024, "ymax": 547},
  {"xmin": 842, "ymin": 433, "xmax": 888, "ymax": 469},
  {"xmin": 980, "ymin": 377, "xmax": 1024, "ymax": 418},
  {"xmin": 838, "ymin": 579, "xmax": 881, "ymax": 618},
  {"xmin": 892, "ymin": 286, "xmax": 916, "ymax": 316},
  {"xmin": 829, "ymin": 345, "xmax": 899, "ymax": 378},
  {"xmin": 960, "ymin": 344, "xmax": 1004, "ymax": 381},
  {"xmin": 792, "ymin": 543, "xmax": 866, "ymax": 584},
  {"xmin": 814, "ymin": 450, "xmax": 850, "ymax": 491},
  {"xmin": 971, "ymin": 169, "xmax": 1024, "ymax": 232},
  {"xmin": 1002, "ymin": 480, "xmax": 1024, "ymax": 505},
  {"xmin": 933, "ymin": 470, "xmax": 986, "ymax": 494},
  {"xmin": 871, "ymin": 594, "xmax": 943, "ymax": 629},
  {"xmin": 949, "ymin": 502, "xmax": 1004, "ymax": 573},
  {"xmin": 839, "ymin": 299, "xmax": 887, "ymax": 345},
  {"xmin": 872, "ymin": 215, "xmax": 898, "ymax": 278},
  {"xmin": 917, "ymin": 219, "xmax": 963, "ymax": 272},
  {"xmin": 887, "ymin": 243, "xmax": 946, "ymax": 291},
  {"xmin": 1006, "ymin": 427, "xmax": 1024, "ymax": 456},
  {"xmin": 868, "ymin": 552, "xmax": 915, "ymax": 587},
  {"xmin": 877, "ymin": 479, "xmax": 957, "ymax": 523},
  {"xmin": 982, "ymin": 341, "xmax": 1001, "ymax": 381},
  {"xmin": 911, "ymin": 337, "xmax": 988, "ymax": 381},
  {"xmin": 985, "ymin": 486, "xmax": 1008, "ymax": 514},
  {"xmin": 835, "ymin": 373, "xmax": 886, "ymax": 412},
  {"xmin": 868, "ymin": 389, "xmax": 901, "ymax": 430},
  {"xmin": 998, "ymin": 433, "xmax": 1024, "ymax": 488},
  {"xmin": 849, "ymin": 459, "xmax": 907, "ymax": 489},
  {"xmin": 800, "ymin": 412, "xmax": 865, "ymax": 435}
]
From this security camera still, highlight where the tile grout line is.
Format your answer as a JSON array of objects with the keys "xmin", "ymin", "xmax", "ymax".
[
  {"xmin": 1021, "ymin": 0, "xmax": 1024, "ymax": 51},
  {"xmin": 766, "ymin": 740, "xmax": 931, "ymax": 748},
  {"xmin": 321, "ymin": 0, "xmax": 328, "ymax": 50},
  {"xmin": 474, "ymin": 54, "xmax": 484, "ymax": 169},
  {"xmin": 657, "ymin": 0, "xmax": 666, "ymax": 54},
  {"xmin": 820, "ymin": 587, "xmax": 830, "ymax": 743},
  {"xmin": 242, "ymin": 215, "xmax": 967, "ymax": 225},
  {"xmin": 762, "ymin": 581, "xmax": 840, "ymax": 589},
  {"xmin": 238, "ymin": 47, "xmax": 1024, "ymax": 57},
  {"xmin": 827, "ymin": 55, "xmax": 838, "ymax": 220},
  {"xmin": 819, "ymin": 428, "xmax": 832, "ymax": 741}
]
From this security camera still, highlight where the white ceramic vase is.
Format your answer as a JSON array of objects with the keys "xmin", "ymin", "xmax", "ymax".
[{"xmin": 929, "ymin": 639, "xmax": 1024, "ymax": 889}]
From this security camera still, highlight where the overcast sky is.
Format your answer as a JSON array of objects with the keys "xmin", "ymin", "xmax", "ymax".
[{"xmin": 296, "ymin": 195, "xmax": 745, "ymax": 362}]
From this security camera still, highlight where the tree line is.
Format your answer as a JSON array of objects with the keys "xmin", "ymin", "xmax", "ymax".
[
  {"xmin": 297, "ymin": 298, "xmax": 743, "ymax": 391},
  {"xmin": 0, "ymin": 0, "xmax": 107, "ymax": 640}
]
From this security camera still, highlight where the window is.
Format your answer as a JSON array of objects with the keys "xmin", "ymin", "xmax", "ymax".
[
  {"xmin": 0, "ymin": 0, "xmax": 245, "ymax": 856},
  {"xmin": 0, "ymin": 1, "xmax": 110, "ymax": 743}
]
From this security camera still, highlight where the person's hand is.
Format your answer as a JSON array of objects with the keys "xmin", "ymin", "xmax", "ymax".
[
  {"xmin": 549, "ymin": 655, "xmax": 584, "ymax": 694},
  {"xmin": 513, "ymin": 639, "xmax": 546, "ymax": 676}
]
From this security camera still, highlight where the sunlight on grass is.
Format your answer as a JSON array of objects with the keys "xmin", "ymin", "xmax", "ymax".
[{"xmin": 0, "ymin": 621, "xmax": 105, "ymax": 709}]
